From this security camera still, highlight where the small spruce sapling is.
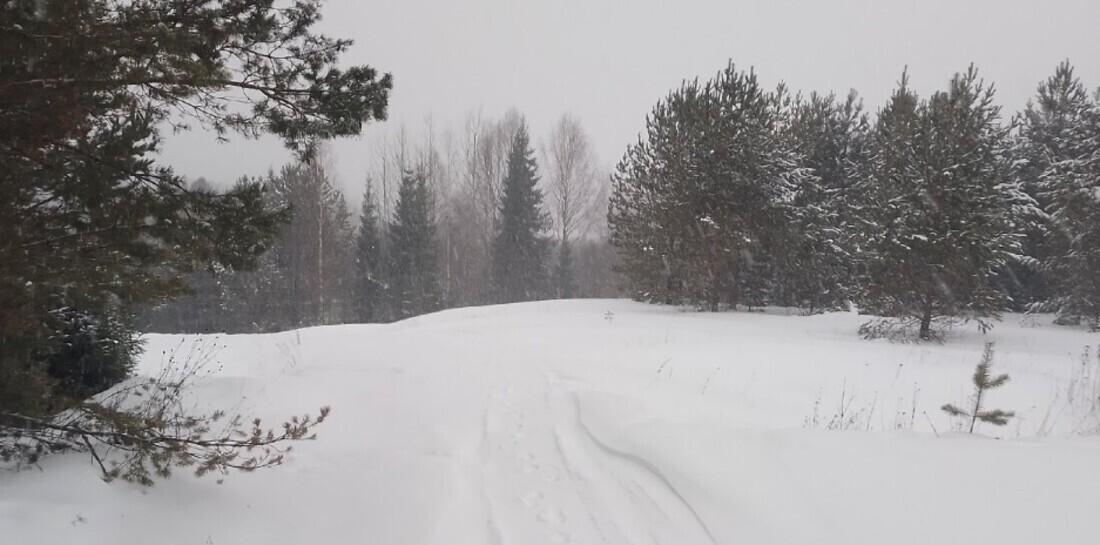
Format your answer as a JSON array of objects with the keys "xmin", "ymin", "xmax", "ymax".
[{"xmin": 941, "ymin": 342, "xmax": 1015, "ymax": 433}]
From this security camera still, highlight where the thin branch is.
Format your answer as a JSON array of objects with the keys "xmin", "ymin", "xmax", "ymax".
[
  {"xmin": 1, "ymin": 76, "xmax": 313, "ymax": 97},
  {"xmin": 82, "ymin": 434, "xmax": 110, "ymax": 479}
]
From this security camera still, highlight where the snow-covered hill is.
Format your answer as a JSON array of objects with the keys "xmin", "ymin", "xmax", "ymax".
[{"xmin": 3, "ymin": 300, "xmax": 1099, "ymax": 544}]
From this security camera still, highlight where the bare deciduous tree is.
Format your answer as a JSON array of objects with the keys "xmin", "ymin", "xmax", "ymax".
[
  {"xmin": 543, "ymin": 114, "xmax": 604, "ymax": 242},
  {"xmin": 542, "ymin": 114, "xmax": 607, "ymax": 297}
]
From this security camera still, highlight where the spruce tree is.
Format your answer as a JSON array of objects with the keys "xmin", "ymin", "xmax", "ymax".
[
  {"xmin": 857, "ymin": 68, "xmax": 1027, "ymax": 340},
  {"xmin": 355, "ymin": 178, "xmax": 387, "ymax": 322},
  {"xmin": 492, "ymin": 123, "xmax": 551, "ymax": 303},
  {"xmin": 389, "ymin": 170, "xmax": 442, "ymax": 318}
]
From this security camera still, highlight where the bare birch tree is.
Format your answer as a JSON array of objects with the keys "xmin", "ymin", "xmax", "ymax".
[{"xmin": 542, "ymin": 114, "xmax": 606, "ymax": 297}]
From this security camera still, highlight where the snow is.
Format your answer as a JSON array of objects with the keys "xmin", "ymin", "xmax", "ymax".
[{"xmin": 3, "ymin": 300, "xmax": 1100, "ymax": 544}]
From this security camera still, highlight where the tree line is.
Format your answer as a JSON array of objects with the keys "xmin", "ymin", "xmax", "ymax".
[
  {"xmin": 609, "ymin": 61, "xmax": 1100, "ymax": 340},
  {"xmin": 140, "ymin": 111, "xmax": 617, "ymax": 332}
]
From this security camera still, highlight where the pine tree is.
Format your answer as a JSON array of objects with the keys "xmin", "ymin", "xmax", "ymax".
[
  {"xmin": 609, "ymin": 63, "xmax": 802, "ymax": 311},
  {"xmin": 1022, "ymin": 63, "xmax": 1100, "ymax": 326},
  {"xmin": 775, "ymin": 91, "xmax": 868, "ymax": 312},
  {"xmin": 492, "ymin": 122, "xmax": 551, "ymax": 303},
  {"xmin": 221, "ymin": 173, "xmax": 298, "ymax": 332},
  {"xmin": 1, "ymin": 0, "xmax": 389, "ymax": 482},
  {"xmin": 139, "ymin": 166, "xmax": 357, "ymax": 333},
  {"xmin": 942, "ymin": 342, "xmax": 1015, "ymax": 433},
  {"xmin": 355, "ymin": 178, "xmax": 387, "ymax": 322},
  {"xmin": 856, "ymin": 68, "xmax": 1027, "ymax": 340},
  {"xmin": 608, "ymin": 92, "xmax": 691, "ymax": 306},
  {"xmin": 1004, "ymin": 63, "xmax": 1088, "ymax": 310},
  {"xmin": 389, "ymin": 170, "xmax": 442, "ymax": 318}
]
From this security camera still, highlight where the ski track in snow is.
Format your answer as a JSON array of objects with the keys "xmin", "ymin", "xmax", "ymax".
[{"xmin": 463, "ymin": 352, "xmax": 716, "ymax": 545}]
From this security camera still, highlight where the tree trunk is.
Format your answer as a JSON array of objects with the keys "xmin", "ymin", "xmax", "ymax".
[
  {"xmin": 968, "ymin": 387, "xmax": 984, "ymax": 434},
  {"xmin": 709, "ymin": 268, "xmax": 721, "ymax": 312},
  {"xmin": 317, "ymin": 190, "xmax": 324, "ymax": 325},
  {"xmin": 918, "ymin": 310, "xmax": 933, "ymax": 341}
]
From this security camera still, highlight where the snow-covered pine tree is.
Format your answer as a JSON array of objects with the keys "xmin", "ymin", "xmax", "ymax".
[
  {"xmin": 857, "ymin": 67, "xmax": 1027, "ymax": 340},
  {"xmin": 774, "ymin": 90, "xmax": 868, "ymax": 313},
  {"xmin": 2, "ymin": 0, "xmax": 386, "ymax": 483},
  {"xmin": 854, "ymin": 71, "xmax": 921, "ymax": 324},
  {"xmin": 1005, "ymin": 62, "xmax": 1089, "ymax": 310},
  {"xmin": 608, "ymin": 85, "xmax": 697, "ymax": 305},
  {"xmin": 701, "ymin": 70, "xmax": 802, "ymax": 310},
  {"xmin": 1023, "ymin": 63, "xmax": 1100, "ymax": 326},
  {"xmin": 389, "ymin": 169, "xmax": 442, "ymax": 318},
  {"xmin": 492, "ymin": 122, "xmax": 551, "ymax": 303},
  {"xmin": 609, "ymin": 62, "xmax": 801, "ymax": 311},
  {"xmin": 355, "ymin": 178, "xmax": 387, "ymax": 322}
]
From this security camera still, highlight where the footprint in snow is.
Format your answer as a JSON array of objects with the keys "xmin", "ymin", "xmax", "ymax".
[
  {"xmin": 540, "ymin": 468, "xmax": 562, "ymax": 484},
  {"xmin": 537, "ymin": 508, "xmax": 566, "ymax": 525},
  {"xmin": 517, "ymin": 451, "xmax": 539, "ymax": 474},
  {"xmin": 519, "ymin": 491, "xmax": 544, "ymax": 507},
  {"xmin": 547, "ymin": 530, "xmax": 573, "ymax": 544}
]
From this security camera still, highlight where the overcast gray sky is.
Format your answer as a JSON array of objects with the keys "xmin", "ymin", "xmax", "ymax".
[{"xmin": 160, "ymin": 0, "xmax": 1100, "ymax": 201}]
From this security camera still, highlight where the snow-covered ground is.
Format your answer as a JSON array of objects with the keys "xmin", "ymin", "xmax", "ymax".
[{"xmin": 3, "ymin": 300, "xmax": 1100, "ymax": 544}]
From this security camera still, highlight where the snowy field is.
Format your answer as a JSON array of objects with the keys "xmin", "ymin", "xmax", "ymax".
[{"xmin": 3, "ymin": 299, "xmax": 1100, "ymax": 544}]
